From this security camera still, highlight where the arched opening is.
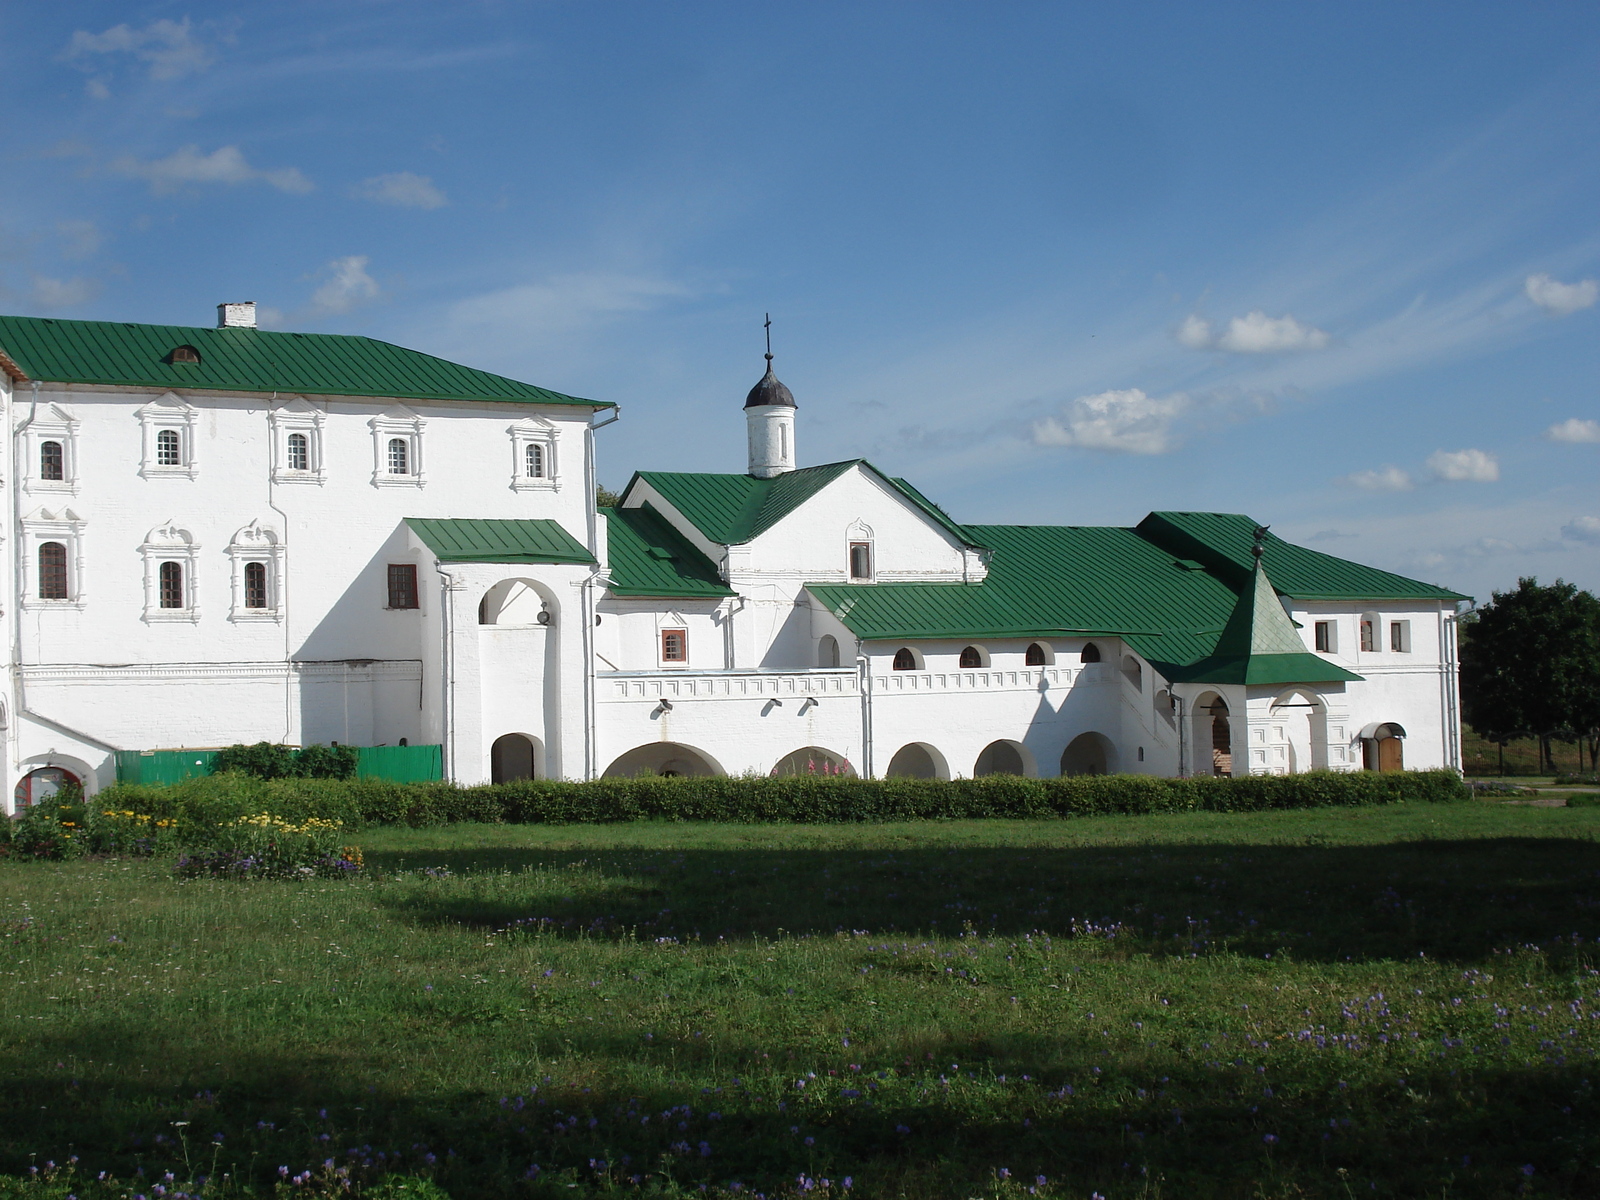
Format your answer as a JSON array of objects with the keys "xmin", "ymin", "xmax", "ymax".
[
  {"xmin": 1359, "ymin": 612, "xmax": 1380, "ymax": 653},
  {"xmin": 478, "ymin": 578, "xmax": 555, "ymax": 626},
  {"xmin": 959, "ymin": 645, "xmax": 986, "ymax": 669},
  {"xmin": 1361, "ymin": 722, "xmax": 1406, "ymax": 772},
  {"xmin": 1060, "ymin": 732, "xmax": 1116, "ymax": 776},
  {"xmin": 13, "ymin": 765, "xmax": 81, "ymax": 809},
  {"xmin": 1193, "ymin": 692, "xmax": 1232, "ymax": 777},
  {"xmin": 490, "ymin": 733, "xmax": 539, "ymax": 783},
  {"xmin": 892, "ymin": 647, "xmax": 920, "ymax": 671},
  {"xmin": 1121, "ymin": 655, "xmax": 1143, "ymax": 690},
  {"xmin": 818, "ymin": 635, "xmax": 840, "ymax": 668},
  {"xmin": 885, "ymin": 742, "xmax": 949, "ymax": 780},
  {"xmin": 603, "ymin": 742, "xmax": 724, "ymax": 778},
  {"xmin": 772, "ymin": 746, "xmax": 856, "ymax": 777},
  {"xmin": 1025, "ymin": 642, "xmax": 1052, "ymax": 666},
  {"xmin": 974, "ymin": 739, "xmax": 1034, "ymax": 777},
  {"xmin": 1271, "ymin": 689, "xmax": 1328, "ymax": 773},
  {"xmin": 1079, "ymin": 642, "xmax": 1102, "ymax": 664},
  {"xmin": 387, "ymin": 437, "xmax": 410, "ymax": 475}
]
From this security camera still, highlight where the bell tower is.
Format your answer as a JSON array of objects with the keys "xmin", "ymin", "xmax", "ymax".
[{"xmin": 744, "ymin": 314, "xmax": 796, "ymax": 478}]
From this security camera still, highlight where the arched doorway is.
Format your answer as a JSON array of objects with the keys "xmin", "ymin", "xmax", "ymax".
[
  {"xmin": 1059, "ymin": 732, "xmax": 1115, "ymax": 776},
  {"xmin": 478, "ymin": 578, "xmax": 556, "ymax": 626},
  {"xmin": 885, "ymin": 742, "xmax": 949, "ymax": 779},
  {"xmin": 603, "ymin": 742, "xmax": 724, "ymax": 778},
  {"xmin": 1361, "ymin": 723, "xmax": 1406, "ymax": 772},
  {"xmin": 490, "ymin": 733, "xmax": 538, "ymax": 783},
  {"xmin": 14, "ymin": 766, "xmax": 81, "ymax": 809},
  {"xmin": 772, "ymin": 746, "xmax": 856, "ymax": 777},
  {"xmin": 974, "ymin": 740, "xmax": 1032, "ymax": 777},
  {"xmin": 1193, "ymin": 692, "xmax": 1232, "ymax": 777},
  {"xmin": 1271, "ymin": 690, "xmax": 1328, "ymax": 773},
  {"xmin": 817, "ymin": 636, "xmax": 840, "ymax": 668}
]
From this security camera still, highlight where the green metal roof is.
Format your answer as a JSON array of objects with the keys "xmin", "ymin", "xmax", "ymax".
[
  {"xmin": 602, "ymin": 505, "xmax": 734, "ymax": 598},
  {"xmin": 0, "ymin": 315, "xmax": 608, "ymax": 409},
  {"xmin": 406, "ymin": 518, "xmax": 596, "ymax": 565},
  {"xmin": 1164, "ymin": 557, "xmax": 1362, "ymax": 685},
  {"xmin": 1138, "ymin": 512, "xmax": 1467, "ymax": 602},
  {"xmin": 626, "ymin": 459, "xmax": 982, "ymax": 548}
]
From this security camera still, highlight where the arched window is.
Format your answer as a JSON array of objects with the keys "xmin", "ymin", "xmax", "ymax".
[
  {"xmin": 40, "ymin": 441, "xmax": 64, "ymax": 481},
  {"xmin": 387, "ymin": 438, "xmax": 410, "ymax": 475},
  {"xmin": 849, "ymin": 541, "xmax": 873, "ymax": 581},
  {"xmin": 892, "ymin": 647, "xmax": 918, "ymax": 671},
  {"xmin": 1025, "ymin": 642, "xmax": 1048, "ymax": 666},
  {"xmin": 156, "ymin": 428, "xmax": 182, "ymax": 467},
  {"xmin": 244, "ymin": 562, "xmax": 268, "ymax": 609},
  {"xmin": 1360, "ymin": 612, "xmax": 1379, "ymax": 653},
  {"xmin": 959, "ymin": 646, "xmax": 983, "ymax": 668},
  {"xmin": 169, "ymin": 345, "xmax": 201, "ymax": 364},
  {"xmin": 159, "ymin": 562, "xmax": 185, "ymax": 609},
  {"xmin": 525, "ymin": 442, "xmax": 545, "ymax": 478},
  {"xmin": 818, "ymin": 635, "xmax": 840, "ymax": 668},
  {"xmin": 38, "ymin": 542, "xmax": 68, "ymax": 600},
  {"xmin": 286, "ymin": 432, "xmax": 309, "ymax": 472},
  {"xmin": 1080, "ymin": 642, "xmax": 1102, "ymax": 663}
]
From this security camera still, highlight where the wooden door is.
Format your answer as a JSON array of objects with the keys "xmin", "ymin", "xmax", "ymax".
[{"xmin": 1378, "ymin": 737, "xmax": 1403, "ymax": 772}]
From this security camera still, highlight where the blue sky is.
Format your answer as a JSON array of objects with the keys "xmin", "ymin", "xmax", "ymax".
[{"xmin": 4, "ymin": 2, "xmax": 1598, "ymax": 601}]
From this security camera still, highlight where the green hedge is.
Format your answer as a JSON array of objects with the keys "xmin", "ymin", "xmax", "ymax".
[{"xmin": 83, "ymin": 768, "xmax": 1469, "ymax": 832}]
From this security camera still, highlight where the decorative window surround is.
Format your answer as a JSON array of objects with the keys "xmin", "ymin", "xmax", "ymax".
[
  {"xmin": 269, "ymin": 399, "xmax": 326, "ymax": 485},
  {"xmin": 140, "ymin": 520, "xmax": 200, "ymax": 623},
  {"xmin": 657, "ymin": 609, "xmax": 689, "ymax": 666},
  {"xmin": 22, "ymin": 403, "xmax": 80, "ymax": 495},
  {"xmin": 370, "ymin": 407, "xmax": 425, "ymax": 488},
  {"xmin": 509, "ymin": 417, "xmax": 560, "ymax": 492},
  {"xmin": 20, "ymin": 507, "xmax": 86, "ymax": 610},
  {"xmin": 136, "ymin": 393, "xmax": 200, "ymax": 480},
  {"xmin": 846, "ymin": 520, "xmax": 874, "ymax": 583},
  {"xmin": 226, "ymin": 520, "xmax": 285, "ymax": 622}
]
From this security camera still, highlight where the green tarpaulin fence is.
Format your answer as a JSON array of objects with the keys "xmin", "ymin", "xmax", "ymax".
[{"xmin": 115, "ymin": 744, "xmax": 443, "ymax": 786}]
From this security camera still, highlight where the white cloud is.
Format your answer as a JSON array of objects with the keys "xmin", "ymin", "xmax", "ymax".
[
  {"xmin": 1031, "ymin": 387, "xmax": 1190, "ymax": 455},
  {"xmin": 85, "ymin": 78, "xmax": 111, "ymax": 100},
  {"xmin": 1175, "ymin": 314, "xmax": 1212, "ymax": 349},
  {"xmin": 31, "ymin": 276, "xmax": 101, "ymax": 308},
  {"xmin": 1525, "ymin": 272, "xmax": 1597, "ymax": 316},
  {"xmin": 1341, "ymin": 465, "xmax": 1414, "ymax": 491},
  {"xmin": 1562, "ymin": 516, "xmax": 1600, "ymax": 545},
  {"xmin": 1178, "ymin": 310, "xmax": 1330, "ymax": 354},
  {"xmin": 56, "ymin": 220, "xmax": 101, "ymax": 260},
  {"xmin": 305, "ymin": 256, "xmax": 381, "ymax": 318},
  {"xmin": 111, "ymin": 145, "xmax": 313, "ymax": 196},
  {"xmin": 353, "ymin": 172, "xmax": 447, "ymax": 210},
  {"xmin": 65, "ymin": 18, "xmax": 213, "ymax": 81},
  {"xmin": 1545, "ymin": 417, "xmax": 1600, "ymax": 444},
  {"xmin": 1426, "ymin": 448, "xmax": 1499, "ymax": 483}
]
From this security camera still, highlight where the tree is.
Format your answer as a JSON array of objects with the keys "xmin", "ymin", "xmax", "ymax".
[
  {"xmin": 1460, "ymin": 577, "xmax": 1600, "ymax": 774},
  {"xmin": 596, "ymin": 484, "xmax": 620, "ymax": 508}
]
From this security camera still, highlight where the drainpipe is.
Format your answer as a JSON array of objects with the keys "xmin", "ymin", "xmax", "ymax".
[
  {"xmin": 264, "ymin": 403, "xmax": 294, "ymax": 744},
  {"xmin": 433, "ymin": 564, "xmax": 457, "ymax": 781},
  {"xmin": 857, "ymin": 642, "xmax": 872, "ymax": 778},
  {"xmin": 584, "ymin": 406, "xmax": 619, "ymax": 780},
  {"xmin": 1172, "ymin": 690, "xmax": 1187, "ymax": 778}
]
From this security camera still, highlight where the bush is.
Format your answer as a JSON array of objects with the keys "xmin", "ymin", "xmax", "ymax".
[
  {"xmin": 174, "ymin": 811, "xmax": 362, "ymax": 880},
  {"xmin": 91, "ymin": 767, "xmax": 1468, "ymax": 832},
  {"xmin": 210, "ymin": 741, "xmax": 358, "ymax": 781},
  {"xmin": 6, "ymin": 785, "xmax": 92, "ymax": 860}
]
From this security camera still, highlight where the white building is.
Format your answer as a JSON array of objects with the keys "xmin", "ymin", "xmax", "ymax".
[{"xmin": 0, "ymin": 307, "xmax": 1465, "ymax": 809}]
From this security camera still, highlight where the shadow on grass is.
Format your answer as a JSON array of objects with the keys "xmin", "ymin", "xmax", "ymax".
[
  {"xmin": 370, "ymin": 837, "xmax": 1600, "ymax": 967},
  {"xmin": 2, "ymin": 1015, "xmax": 1596, "ymax": 1198}
]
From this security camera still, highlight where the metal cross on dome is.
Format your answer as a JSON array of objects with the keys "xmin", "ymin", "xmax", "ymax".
[
  {"xmin": 1252, "ymin": 525, "xmax": 1270, "ymax": 559},
  {"xmin": 764, "ymin": 313, "xmax": 773, "ymax": 365}
]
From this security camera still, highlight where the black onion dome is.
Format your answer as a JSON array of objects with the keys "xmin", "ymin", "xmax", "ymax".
[{"xmin": 744, "ymin": 359, "xmax": 796, "ymax": 409}]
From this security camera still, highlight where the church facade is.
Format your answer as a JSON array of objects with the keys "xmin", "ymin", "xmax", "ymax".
[{"xmin": 0, "ymin": 307, "xmax": 1466, "ymax": 809}]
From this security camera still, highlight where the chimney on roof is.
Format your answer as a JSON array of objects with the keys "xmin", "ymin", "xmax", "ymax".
[{"xmin": 217, "ymin": 301, "xmax": 256, "ymax": 329}]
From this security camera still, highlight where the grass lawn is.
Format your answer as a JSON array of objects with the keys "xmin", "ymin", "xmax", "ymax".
[{"xmin": 5, "ymin": 801, "xmax": 1600, "ymax": 1198}]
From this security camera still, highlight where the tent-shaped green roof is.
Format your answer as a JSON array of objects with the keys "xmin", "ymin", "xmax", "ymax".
[{"xmin": 0, "ymin": 314, "xmax": 608, "ymax": 409}]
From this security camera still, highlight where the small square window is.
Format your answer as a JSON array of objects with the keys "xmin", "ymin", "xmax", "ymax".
[
  {"xmin": 661, "ymin": 629, "xmax": 687, "ymax": 663},
  {"xmin": 387, "ymin": 564, "xmax": 419, "ymax": 610}
]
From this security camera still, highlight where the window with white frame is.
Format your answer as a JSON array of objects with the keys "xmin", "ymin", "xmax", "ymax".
[
  {"xmin": 226, "ymin": 520, "xmax": 285, "ymax": 621},
  {"xmin": 846, "ymin": 520, "xmax": 874, "ymax": 582},
  {"xmin": 20, "ymin": 507, "xmax": 86, "ymax": 609},
  {"xmin": 508, "ymin": 418, "xmax": 559, "ymax": 492},
  {"xmin": 136, "ymin": 393, "xmax": 199, "ymax": 479},
  {"xmin": 22, "ymin": 403, "xmax": 80, "ymax": 495},
  {"xmin": 269, "ymin": 400, "xmax": 326, "ymax": 484},
  {"xmin": 139, "ymin": 521, "xmax": 200, "ymax": 622},
  {"xmin": 369, "ymin": 407, "xmax": 425, "ymax": 488},
  {"xmin": 1389, "ymin": 620, "xmax": 1411, "ymax": 653},
  {"xmin": 1314, "ymin": 620, "xmax": 1337, "ymax": 653}
]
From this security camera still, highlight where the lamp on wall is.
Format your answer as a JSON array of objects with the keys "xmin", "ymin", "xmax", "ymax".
[{"xmin": 536, "ymin": 602, "xmax": 552, "ymax": 626}]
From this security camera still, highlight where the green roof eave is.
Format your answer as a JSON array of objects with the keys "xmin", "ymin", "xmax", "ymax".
[
  {"xmin": 0, "ymin": 315, "xmax": 610, "ymax": 410},
  {"xmin": 406, "ymin": 517, "xmax": 596, "ymax": 565},
  {"xmin": 600, "ymin": 505, "xmax": 734, "ymax": 599},
  {"xmin": 1166, "ymin": 652, "xmax": 1363, "ymax": 686}
]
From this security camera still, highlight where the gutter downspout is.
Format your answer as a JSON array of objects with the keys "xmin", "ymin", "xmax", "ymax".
[
  {"xmin": 1173, "ymin": 689, "xmax": 1187, "ymax": 778},
  {"xmin": 857, "ymin": 642, "xmax": 872, "ymax": 778},
  {"xmin": 1442, "ymin": 604, "xmax": 1464, "ymax": 772},
  {"xmin": 584, "ymin": 406, "xmax": 620, "ymax": 780},
  {"xmin": 433, "ymin": 565, "xmax": 457, "ymax": 782},
  {"xmin": 265, "ymin": 400, "xmax": 294, "ymax": 744}
]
